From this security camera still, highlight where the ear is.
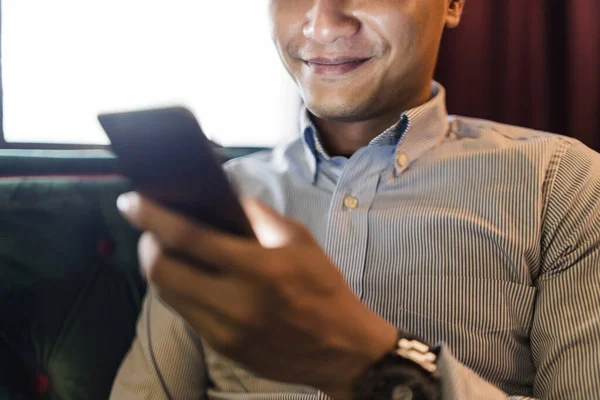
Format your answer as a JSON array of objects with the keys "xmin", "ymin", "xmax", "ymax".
[{"xmin": 445, "ymin": 0, "xmax": 465, "ymax": 29}]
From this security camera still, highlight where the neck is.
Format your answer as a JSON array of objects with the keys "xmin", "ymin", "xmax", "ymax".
[{"xmin": 310, "ymin": 84, "xmax": 431, "ymax": 157}]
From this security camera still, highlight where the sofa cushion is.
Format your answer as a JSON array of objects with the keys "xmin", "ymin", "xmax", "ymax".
[{"xmin": 0, "ymin": 175, "xmax": 145, "ymax": 400}]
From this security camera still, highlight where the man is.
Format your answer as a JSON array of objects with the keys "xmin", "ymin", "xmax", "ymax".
[{"xmin": 110, "ymin": 0, "xmax": 600, "ymax": 399}]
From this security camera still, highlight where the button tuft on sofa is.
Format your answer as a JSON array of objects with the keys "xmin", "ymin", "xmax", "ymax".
[
  {"xmin": 30, "ymin": 372, "xmax": 50, "ymax": 396},
  {"xmin": 97, "ymin": 238, "xmax": 115, "ymax": 257}
]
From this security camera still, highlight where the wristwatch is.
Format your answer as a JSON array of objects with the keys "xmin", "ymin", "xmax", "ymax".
[{"xmin": 351, "ymin": 333, "xmax": 442, "ymax": 400}]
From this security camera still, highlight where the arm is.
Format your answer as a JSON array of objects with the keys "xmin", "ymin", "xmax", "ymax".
[
  {"xmin": 432, "ymin": 140, "xmax": 600, "ymax": 400},
  {"xmin": 531, "ymin": 140, "xmax": 600, "ymax": 398},
  {"xmin": 110, "ymin": 289, "xmax": 208, "ymax": 400}
]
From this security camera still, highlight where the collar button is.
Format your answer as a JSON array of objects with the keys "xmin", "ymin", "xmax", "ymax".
[{"xmin": 396, "ymin": 154, "xmax": 410, "ymax": 169}]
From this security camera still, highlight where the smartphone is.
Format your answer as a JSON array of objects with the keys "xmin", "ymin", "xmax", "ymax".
[{"xmin": 98, "ymin": 106, "xmax": 255, "ymax": 239}]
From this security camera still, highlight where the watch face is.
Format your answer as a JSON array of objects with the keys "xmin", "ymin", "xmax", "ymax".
[{"xmin": 392, "ymin": 385, "xmax": 414, "ymax": 400}]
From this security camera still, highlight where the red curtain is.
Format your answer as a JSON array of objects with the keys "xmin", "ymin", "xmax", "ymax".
[{"xmin": 435, "ymin": 1, "xmax": 600, "ymax": 151}]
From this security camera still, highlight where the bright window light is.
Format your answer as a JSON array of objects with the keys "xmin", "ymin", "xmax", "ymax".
[{"xmin": 1, "ymin": 1, "xmax": 300, "ymax": 147}]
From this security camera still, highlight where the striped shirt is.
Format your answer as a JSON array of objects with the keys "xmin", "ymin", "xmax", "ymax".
[{"xmin": 110, "ymin": 82, "xmax": 600, "ymax": 400}]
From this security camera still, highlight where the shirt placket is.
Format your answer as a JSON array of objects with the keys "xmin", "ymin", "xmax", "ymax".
[{"xmin": 323, "ymin": 147, "xmax": 391, "ymax": 299}]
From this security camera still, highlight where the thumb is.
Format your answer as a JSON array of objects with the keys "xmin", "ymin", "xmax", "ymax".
[{"xmin": 242, "ymin": 198, "xmax": 295, "ymax": 248}]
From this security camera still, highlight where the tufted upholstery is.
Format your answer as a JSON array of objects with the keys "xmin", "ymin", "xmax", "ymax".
[
  {"xmin": 0, "ymin": 148, "xmax": 262, "ymax": 400},
  {"xmin": 0, "ymin": 173, "xmax": 144, "ymax": 399}
]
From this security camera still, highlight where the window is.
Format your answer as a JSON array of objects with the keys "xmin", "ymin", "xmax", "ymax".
[{"xmin": 1, "ymin": 1, "xmax": 300, "ymax": 147}]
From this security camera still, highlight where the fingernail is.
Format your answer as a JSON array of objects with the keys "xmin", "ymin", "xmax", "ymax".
[{"xmin": 117, "ymin": 192, "xmax": 135, "ymax": 213}]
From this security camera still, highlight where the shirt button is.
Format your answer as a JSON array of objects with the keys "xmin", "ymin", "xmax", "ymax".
[
  {"xmin": 396, "ymin": 154, "xmax": 409, "ymax": 169},
  {"xmin": 343, "ymin": 195, "xmax": 359, "ymax": 209}
]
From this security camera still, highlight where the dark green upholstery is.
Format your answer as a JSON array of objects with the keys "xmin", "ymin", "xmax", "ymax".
[
  {"xmin": 0, "ymin": 148, "xmax": 263, "ymax": 399},
  {"xmin": 0, "ymin": 175, "xmax": 142, "ymax": 400}
]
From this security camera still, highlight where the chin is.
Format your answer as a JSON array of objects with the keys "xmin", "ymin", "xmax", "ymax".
[
  {"xmin": 304, "ymin": 93, "xmax": 377, "ymax": 123},
  {"xmin": 303, "ymin": 81, "xmax": 363, "ymax": 115}
]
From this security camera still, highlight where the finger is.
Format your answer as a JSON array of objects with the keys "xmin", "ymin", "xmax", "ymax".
[
  {"xmin": 119, "ymin": 192, "xmax": 265, "ymax": 274},
  {"xmin": 138, "ymin": 231, "xmax": 245, "ymax": 307},
  {"xmin": 154, "ymin": 288, "xmax": 240, "ymax": 356},
  {"xmin": 140, "ymin": 234, "xmax": 261, "ymax": 355},
  {"xmin": 171, "ymin": 299, "xmax": 260, "ymax": 362}
]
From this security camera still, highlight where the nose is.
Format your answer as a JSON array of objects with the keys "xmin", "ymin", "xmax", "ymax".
[{"xmin": 303, "ymin": 0, "xmax": 360, "ymax": 45}]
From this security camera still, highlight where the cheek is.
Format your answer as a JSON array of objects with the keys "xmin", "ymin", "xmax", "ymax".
[
  {"xmin": 376, "ymin": 11, "xmax": 443, "ymax": 85},
  {"xmin": 372, "ymin": 9, "xmax": 418, "ymax": 56},
  {"xmin": 269, "ymin": 2, "xmax": 307, "ymax": 67},
  {"xmin": 364, "ymin": 1, "xmax": 441, "ymax": 56}
]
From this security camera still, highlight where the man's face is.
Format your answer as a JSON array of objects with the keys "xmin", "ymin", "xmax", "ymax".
[{"xmin": 269, "ymin": 0, "xmax": 461, "ymax": 122}]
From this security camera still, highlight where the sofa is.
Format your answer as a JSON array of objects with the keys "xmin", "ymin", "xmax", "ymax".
[{"xmin": 0, "ymin": 147, "xmax": 260, "ymax": 400}]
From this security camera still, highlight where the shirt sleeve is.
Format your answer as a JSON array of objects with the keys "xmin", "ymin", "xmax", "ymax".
[
  {"xmin": 109, "ymin": 289, "xmax": 208, "ymax": 400},
  {"xmin": 435, "ymin": 140, "xmax": 600, "ymax": 400}
]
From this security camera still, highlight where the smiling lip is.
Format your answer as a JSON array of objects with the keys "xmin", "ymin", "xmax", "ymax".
[{"xmin": 304, "ymin": 57, "xmax": 372, "ymax": 76}]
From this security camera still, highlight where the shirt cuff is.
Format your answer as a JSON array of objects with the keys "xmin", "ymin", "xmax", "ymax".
[{"xmin": 436, "ymin": 345, "xmax": 508, "ymax": 400}]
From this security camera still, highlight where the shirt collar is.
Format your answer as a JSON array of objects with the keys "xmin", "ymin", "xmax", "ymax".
[{"xmin": 300, "ymin": 81, "xmax": 450, "ymax": 183}]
